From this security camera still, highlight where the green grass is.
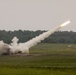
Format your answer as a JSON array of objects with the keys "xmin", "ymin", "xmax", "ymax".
[
  {"xmin": 0, "ymin": 43, "xmax": 76, "ymax": 75},
  {"xmin": 0, "ymin": 68, "xmax": 76, "ymax": 75}
]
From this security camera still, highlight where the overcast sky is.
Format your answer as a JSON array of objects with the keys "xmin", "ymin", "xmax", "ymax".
[{"xmin": 0, "ymin": 0, "xmax": 76, "ymax": 31}]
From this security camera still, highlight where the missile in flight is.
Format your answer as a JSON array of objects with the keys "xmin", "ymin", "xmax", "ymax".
[
  {"xmin": 9, "ymin": 20, "xmax": 71, "ymax": 54},
  {"xmin": 60, "ymin": 20, "xmax": 71, "ymax": 27}
]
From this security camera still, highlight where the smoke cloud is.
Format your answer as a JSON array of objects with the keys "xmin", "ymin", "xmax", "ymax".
[{"xmin": 0, "ymin": 20, "xmax": 71, "ymax": 54}]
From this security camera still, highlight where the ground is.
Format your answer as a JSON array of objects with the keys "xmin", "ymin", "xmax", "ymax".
[{"xmin": 0, "ymin": 43, "xmax": 76, "ymax": 75}]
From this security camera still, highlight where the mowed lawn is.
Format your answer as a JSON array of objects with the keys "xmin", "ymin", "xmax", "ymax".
[{"xmin": 0, "ymin": 43, "xmax": 76, "ymax": 75}]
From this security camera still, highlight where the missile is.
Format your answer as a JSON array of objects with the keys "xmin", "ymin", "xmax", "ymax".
[
  {"xmin": 60, "ymin": 20, "xmax": 71, "ymax": 28},
  {"xmin": 54, "ymin": 20, "xmax": 71, "ymax": 31},
  {"xmin": 9, "ymin": 20, "xmax": 71, "ymax": 54},
  {"xmin": 23, "ymin": 20, "xmax": 71, "ymax": 49}
]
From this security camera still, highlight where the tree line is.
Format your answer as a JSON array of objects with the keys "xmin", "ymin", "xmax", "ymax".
[{"xmin": 0, "ymin": 30, "xmax": 76, "ymax": 44}]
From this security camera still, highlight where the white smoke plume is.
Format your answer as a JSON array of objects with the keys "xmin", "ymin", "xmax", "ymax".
[
  {"xmin": 9, "ymin": 28, "xmax": 59, "ymax": 54},
  {"xmin": 0, "ymin": 40, "xmax": 10, "ymax": 55},
  {"xmin": 0, "ymin": 20, "xmax": 71, "ymax": 54},
  {"xmin": 8, "ymin": 20, "xmax": 71, "ymax": 54},
  {"xmin": 9, "ymin": 37, "xmax": 19, "ymax": 53}
]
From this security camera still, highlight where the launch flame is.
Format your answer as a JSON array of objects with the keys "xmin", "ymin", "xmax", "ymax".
[{"xmin": 60, "ymin": 20, "xmax": 71, "ymax": 27}]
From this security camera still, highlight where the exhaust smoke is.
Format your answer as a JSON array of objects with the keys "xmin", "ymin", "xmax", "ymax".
[{"xmin": 0, "ymin": 20, "xmax": 71, "ymax": 54}]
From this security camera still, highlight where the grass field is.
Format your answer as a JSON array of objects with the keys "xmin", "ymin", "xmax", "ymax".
[{"xmin": 0, "ymin": 43, "xmax": 76, "ymax": 75}]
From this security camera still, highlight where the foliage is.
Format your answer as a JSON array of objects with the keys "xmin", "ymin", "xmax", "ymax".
[{"xmin": 0, "ymin": 30, "xmax": 76, "ymax": 44}]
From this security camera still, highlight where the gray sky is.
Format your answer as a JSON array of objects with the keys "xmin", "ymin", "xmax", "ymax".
[{"xmin": 0, "ymin": 0, "xmax": 76, "ymax": 31}]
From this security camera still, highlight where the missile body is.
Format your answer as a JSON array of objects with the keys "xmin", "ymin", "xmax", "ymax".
[
  {"xmin": 60, "ymin": 20, "xmax": 71, "ymax": 27},
  {"xmin": 55, "ymin": 20, "xmax": 71, "ymax": 31},
  {"xmin": 49, "ymin": 20, "xmax": 70, "ymax": 34}
]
